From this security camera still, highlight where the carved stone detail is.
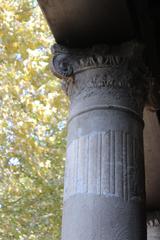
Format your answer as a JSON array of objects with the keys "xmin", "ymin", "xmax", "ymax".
[
  {"xmin": 64, "ymin": 131, "xmax": 145, "ymax": 202},
  {"xmin": 51, "ymin": 41, "xmax": 152, "ymax": 109},
  {"xmin": 147, "ymin": 211, "xmax": 160, "ymax": 227},
  {"xmin": 52, "ymin": 42, "xmax": 145, "ymax": 78},
  {"xmin": 147, "ymin": 211, "xmax": 160, "ymax": 240}
]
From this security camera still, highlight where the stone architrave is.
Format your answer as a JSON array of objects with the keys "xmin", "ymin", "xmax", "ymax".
[{"xmin": 51, "ymin": 42, "xmax": 150, "ymax": 240}]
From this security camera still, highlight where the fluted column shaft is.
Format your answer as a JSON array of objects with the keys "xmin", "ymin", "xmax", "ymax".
[{"xmin": 52, "ymin": 42, "xmax": 149, "ymax": 240}]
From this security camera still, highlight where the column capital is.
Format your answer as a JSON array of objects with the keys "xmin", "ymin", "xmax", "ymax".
[
  {"xmin": 51, "ymin": 41, "xmax": 150, "ymax": 99},
  {"xmin": 51, "ymin": 41, "xmax": 153, "ymax": 116},
  {"xmin": 147, "ymin": 211, "xmax": 160, "ymax": 227},
  {"xmin": 52, "ymin": 42, "xmax": 160, "ymax": 111},
  {"xmin": 51, "ymin": 41, "xmax": 145, "ymax": 79}
]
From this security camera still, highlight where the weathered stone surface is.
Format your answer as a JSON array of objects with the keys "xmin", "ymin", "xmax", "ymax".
[
  {"xmin": 52, "ymin": 42, "xmax": 148, "ymax": 240},
  {"xmin": 148, "ymin": 226, "xmax": 160, "ymax": 240},
  {"xmin": 147, "ymin": 211, "xmax": 160, "ymax": 240}
]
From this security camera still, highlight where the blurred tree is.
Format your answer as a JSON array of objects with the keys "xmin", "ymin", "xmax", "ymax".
[{"xmin": 0, "ymin": 0, "xmax": 68, "ymax": 239}]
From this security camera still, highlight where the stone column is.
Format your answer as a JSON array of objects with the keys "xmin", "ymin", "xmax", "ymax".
[{"xmin": 52, "ymin": 42, "xmax": 149, "ymax": 240}]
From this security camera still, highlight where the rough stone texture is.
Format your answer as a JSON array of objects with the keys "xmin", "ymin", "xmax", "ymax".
[
  {"xmin": 147, "ymin": 211, "xmax": 160, "ymax": 240},
  {"xmin": 52, "ymin": 42, "xmax": 148, "ymax": 240},
  {"xmin": 148, "ymin": 226, "xmax": 160, "ymax": 240}
]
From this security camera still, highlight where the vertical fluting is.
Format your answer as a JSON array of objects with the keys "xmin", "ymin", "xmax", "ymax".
[{"xmin": 64, "ymin": 131, "xmax": 144, "ymax": 201}]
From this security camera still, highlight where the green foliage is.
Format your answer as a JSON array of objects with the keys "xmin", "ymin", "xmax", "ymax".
[{"xmin": 0, "ymin": 1, "xmax": 68, "ymax": 239}]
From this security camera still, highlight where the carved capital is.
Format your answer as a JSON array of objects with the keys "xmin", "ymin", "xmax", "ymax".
[
  {"xmin": 51, "ymin": 41, "xmax": 156, "ymax": 110},
  {"xmin": 147, "ymin": 211, "xmax": 160, "ymax": 227},
  {"xmin": 51, "ymin": 42, "xmax": 144, "ymax": 78}
]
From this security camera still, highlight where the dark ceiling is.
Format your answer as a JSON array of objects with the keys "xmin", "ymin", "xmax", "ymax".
[
  {"xmin": 38, "ymin": 0, "xmax": 160, "ymax": 76},
  {"xmin": 38, "ymin": 0, "xmax": 135, "ymax": 47}
]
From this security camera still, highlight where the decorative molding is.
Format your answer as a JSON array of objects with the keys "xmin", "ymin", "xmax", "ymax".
[
  {"xmin": 65, "ymin": 68, "xmax": 148, "ymax": 111},
  {"xmin": 51, "ymin": 41, "xmax": 154, "ymax": 109},
  {"xmin": 147, "ymin": 211, "xmax": 160, "ymax": 227},
  {"xmin": 52, "ymin": 41, "xmax": 145, "ymax": 79},
  {"xmin": 64, "ymin": 131, "xmax": 145, "ymax": 202},
  {"xmin": 68, "ymin": 105, "xmax": 145, "ymax": 125}
]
